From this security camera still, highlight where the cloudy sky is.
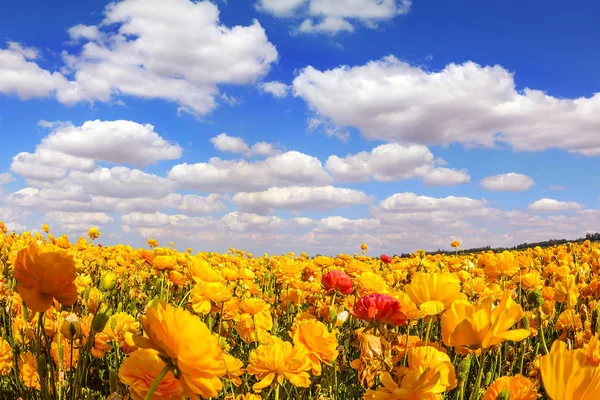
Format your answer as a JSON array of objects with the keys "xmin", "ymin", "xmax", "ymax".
[{"xmin": 1, "ymin": 0, "xmax": 600, "ymax": 255}]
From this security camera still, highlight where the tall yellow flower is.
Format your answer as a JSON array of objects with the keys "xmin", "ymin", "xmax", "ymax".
[
  {"xmin": 14, "ymin": 242, "xmax": 78, "ymax": 312},
  {"xmin": 484, "ymin": 251, "xmax": 520, "ymax": 280},
  {"xmin": 133, "ymin": 302, "xmax": 226, "ymax": 399},
  {"xmin": 190, "ymin": 281, "xmax": 232, "ymax": 315},
  {"xmin": 540, "ymin": 340, "xmax": 600, "ymax": 400},
  {"xmin": 445, "ymin": 291, "xmax": 529, "ymax": 350},
  {"xmin": 119, "ymin": 348, "xmax": 184, "ymax": 400},
  {"xmin": 0, "ymin": 337, "xmax": 13, "ymax": 376},
  {"xmin": 246, "ymin": 338, "xmax": 312, "ymax": 392},
  {"xmin": 405, "ymin": 272, "xmax": 462, "ymax": 316},
  {"xmin": 291, "ymin": 318, "xmax": 338, "ymax": 375}
]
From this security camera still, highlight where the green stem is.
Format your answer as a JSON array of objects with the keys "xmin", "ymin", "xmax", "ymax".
[
  {"xmin": 468, "ymin": 350, "xmax": 486, "ymax": 400},
  {"xmin": 424, "ymin": 316, "xmax": 433, "ymax": 346},
  {"xmin": 537, "ymin": 309, "xmax": 549, "ymax": 355},
  {"xmin": 145, "ymin": 363, "xmax": 173, "ymax": 400},
  {"xmin": 403, "ymin": 324, "xmax": 410, "ymax": 367},
  {"xmin": 274, "ymin": 382, "xmax": 280, "ymax": 400}
]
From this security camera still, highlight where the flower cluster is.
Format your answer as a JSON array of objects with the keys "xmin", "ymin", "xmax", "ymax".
[{"xmin": 0, "ymin": 225, "xmax": 599, "ymax": 399}]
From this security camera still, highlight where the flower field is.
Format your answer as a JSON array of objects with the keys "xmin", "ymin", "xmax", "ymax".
[{"xmin": 0, "ymin": 224, "xmax": 599, "ymax": 399}]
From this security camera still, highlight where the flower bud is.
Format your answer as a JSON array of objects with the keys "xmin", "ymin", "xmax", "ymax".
[
  {"xmin": 527, "ymin": 289, "xmax": 543, "ymax": 309},
  {"xmin": 60, "ymin": 313, "xmax": 81, "ymax": 341},
  {"xmin": 335, "ymin": 310, "xmax": 349, "ymax": 327},
  {"xmin": 100, "ymin": 271, "xmax": 117, "ymax": 291},
  {"xmin": 457, "ymin": 354, "xmax": 472, "ymax": 381},
  {"xmin": 92, "ymin": 307, "xmax": 111, "ymax": 333}
]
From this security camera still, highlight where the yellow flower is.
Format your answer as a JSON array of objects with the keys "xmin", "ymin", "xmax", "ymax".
[
  {"xmin": 405, "ymin": 272, "xmax": 462, "ymax": 316},
  {"xmin": 105, "ymin": 312, "xmax": 141, "ymax": 348},
  {"xmin": 19, "ymin": 351, "xmax": 40, "ymax": 389},
  {"xmin": 223, "ymin": 353, "xmax": 245, "ymax": 387},
  {"xmin": 364, "ymin": 345, "xmax": 456, "ymax": 399},
  {"xmin": 88, "ymin": 227, "xmax": 100, "ymax": 240},
  {"xmin": 484, "ymin": 251, "xmax": 520, "ymax": 280},
  {"xmin": 356, "ymin": 271, "xmax": 388, "ymax": 296},
  {"xmin": 540, "ymin": 340, "xmax": 600, "ymax": 400},
  {"xmin": 446, "ymin": 291, "xmax": 529, "ymax": 350},
  {"xmin": 119, "ymin": 349, "xmax": 184, "ymax": 400},
  {"xmin": 133, "ymin": 302, "xmax": 226, "ymax": 399},
  {"xmin": 14, "ymin": 242, "xmax": 78, "ymax": 312},
  {"xmin": 291, "ymin": 319, "xmax": 338, "ymax": 375},
  {"xmin": 190, "ymin": 281, "xmax": 232, "ymax": 315},
  {"xmin": 147, "ymin": 238, "xmax": 159, "ymax": 248},
  {"xmin": 246, "ymin": 338, "xmax": 312, "ymax": 392},
  {"xmin": 154, "ymin": 255, "xmax": 177, "ymax": 271},
  {"xmin": 482, "ymin": 374, "xmax": 537, "ymax": 400},
  {"xmin": 0, "ymin": 337, "xmax": 13, "ymax": 376}
]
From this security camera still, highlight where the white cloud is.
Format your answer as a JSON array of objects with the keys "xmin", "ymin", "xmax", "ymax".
[
  {"xmin": 260, "ymin": 81, "xmax": 291, "ymax": 98},
  {"xmin": 39, "ymin": 120, "xmax": 182, "ymax": 167},
  {"xmin": 178, "ymin": 194, "xmax": 227, "ymax": 214},
  {"xmin": 1, "ymin": 0, "xmax": 278, "ymax": 115},
  {"xmin": 209, "ymin": 133, "xmax": 282, "ymax": 157},
  {"xmin": 325, "ymin": 143, "xmax": 470, "ymax": 185},
  {"xmin": 210, "ymin": 133, "xmax": 251, "ymax": 154},
  {"xmin": 68, "ymin": 167, "xmax": 174, "ymax": 199},
  {"xmin": 43, "ymin": 211, "xmax": 113, "ymax": 234},
  {"xmin": 550, "ymin": 185, "xmax": 567, "ymax": 191},
  {"xmin": 422, "ymin": 168, "xmax": 471, "ymax": 186},
  {"xmin": 0, "ymin": 173, "xmax": 15, "ymax": 186},
  {"xmin": 256, "ymin": 0, "xmax": 411, "ymax": 35},
  {"xmin": 169, "ymin": 151, "xmax": 332, "ymax": 192},
  {"xmin": 255, "ymin": 0, "xmax": 305, "ymax": 17},
  {"xmin": 528, "ymin": 198, "xmax": 584, "ymax": 212},
  {"xmin": 293, "ymin": 56, "xmax": 600, "ymax": 156},
  {"xmin": 377, "ymin": 192, "xmax": 486, "ymax": 213},
  {"xmin": 481, "ymin": 173, "xmax": 535, "ymax": 192},
  {"xmin": 233, "ymin": 185, "xmax": 371, "ymax": 213},
  {"xmin": 0, "ymin": 43, "xmax": 71, "ymax": 100}
]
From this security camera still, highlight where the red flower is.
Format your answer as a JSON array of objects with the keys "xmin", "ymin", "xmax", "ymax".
[
  {"xmin": 321, "ymin": 270, "xmax": 354, "ymax": 295},
  {"xmin": 380, "ymin": 254, "xmax": 392, "ymax": 264},
  {"xmin": 351, "ymin": 294, "xmax": 407, "ymax": 326}
]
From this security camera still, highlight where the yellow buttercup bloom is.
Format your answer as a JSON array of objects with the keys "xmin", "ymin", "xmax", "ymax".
[
  {"xmin": 540, "ymin": 340, "xmax": 600, "ymax": 400},
  {"xmin": 482, "ymin": 374, "xmax": 537, "ymax": 400},
  {"xmin": 119, "ymin": 348, "xmax": 184, "ymax": 400},
  {"xmin": 405, "ymin": 272, "xmax": 462, "ymax": 316},
  {"xmin": 133, "ymin": 302, "xmax": 226, "ymax": 399},
  {"xmin": 291, "ymin": 318, "xmax": 338, "ymax": 375},
  {"xmin": 445, "ymin": 291, "xmax": 529, "ymax": 350},
  {"xmin": 19, "ymin": 352, "xmax": 40, "ymax": 390},
  {"xmin": 246, "ymin": 338, "xmax": 312, "ymax": 392}
]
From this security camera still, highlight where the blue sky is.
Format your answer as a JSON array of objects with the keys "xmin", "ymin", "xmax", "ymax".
[{"xmin": 1, "ymin": 0, "xmax": 600, "ymax": 255}]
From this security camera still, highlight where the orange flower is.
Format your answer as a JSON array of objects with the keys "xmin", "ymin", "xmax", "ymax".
[
  {"xmin": 246, "ymin": 338, "xmax": 311, "ymax": 392},
  {"xmin": 352, "ymin": 294, "xmax": 407, "ymax": 326},
  {"xmin": 14, "ymin": 242, "xmax": 78, "ymax": 312},
  {"xmin": 133, "ymin": 302, "xmax": 226, "ymax": 399},
  {"xmin": 119, "ymin": 349, "xmax": 184, "ymax": 400},
  {"xmin": 0, "ymin": 337, "xmax": 13, "ymax": 376},
  {"xmin": 18, "ymin": 351, "xmax": 40, "ymax": 389},
  {"xmin": 482, "ymin": 375, "xmax": 537, "ymax": 400}
]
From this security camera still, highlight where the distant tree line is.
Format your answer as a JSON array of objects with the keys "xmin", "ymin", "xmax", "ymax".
[{"xmin": 398, "ymin": 232, "xmax": 600, "ymax": 258}]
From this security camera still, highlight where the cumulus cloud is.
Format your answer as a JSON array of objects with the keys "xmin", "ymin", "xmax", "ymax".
[
  {"xmin": 210, "ymin": 133, "xmax": 282, "ymax": 157},
  {"xmin": 377, "ymin": 192, "xmax": 486, "ymax": 213},
  {"xmin": 0, "ymin": 172, "xmax": 15, "ymax": 186},
  {"xmin": 1, "ymin": 0, "xmax": 278, "ymax": 115},
  {"xmin": 43, "ymin": 211, "xmax": 113, "ymax": 234},
  {"xmin": 256, "ymin": 0, "xmax": 411, "ymax": 35},
  {"xmin": 260, "ymin": 81, "xmax": 291, "ymax": 98},
  {"xmin": 528, "ymin": 198, "xmax": 584, "ymax": 212},
  {"xmin": 325, "ymin": 143, "xmax": 470, "ymax": 185},
  {"xmin": 232, "ymin": 185, "xmax": 371, "ymax": 213},
  {"xmin": 480, "ymin": 173, "xmax": 534, "ymax": 192},
  {"xmin": 10, "ymin": 120, "xmax": 181, "ymax": 185},
  {"xmin": 293, "ymin": 56, "xmax": 600, "ymax": 156},
  {"xmin": 169, "ymin": 151, "xmax": 332, "ymax": 192}
]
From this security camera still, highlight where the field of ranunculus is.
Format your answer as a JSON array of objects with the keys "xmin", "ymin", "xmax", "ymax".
[{"xmin": 0, "ymin": 222, "xmax": 599, "ymax": 400}]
